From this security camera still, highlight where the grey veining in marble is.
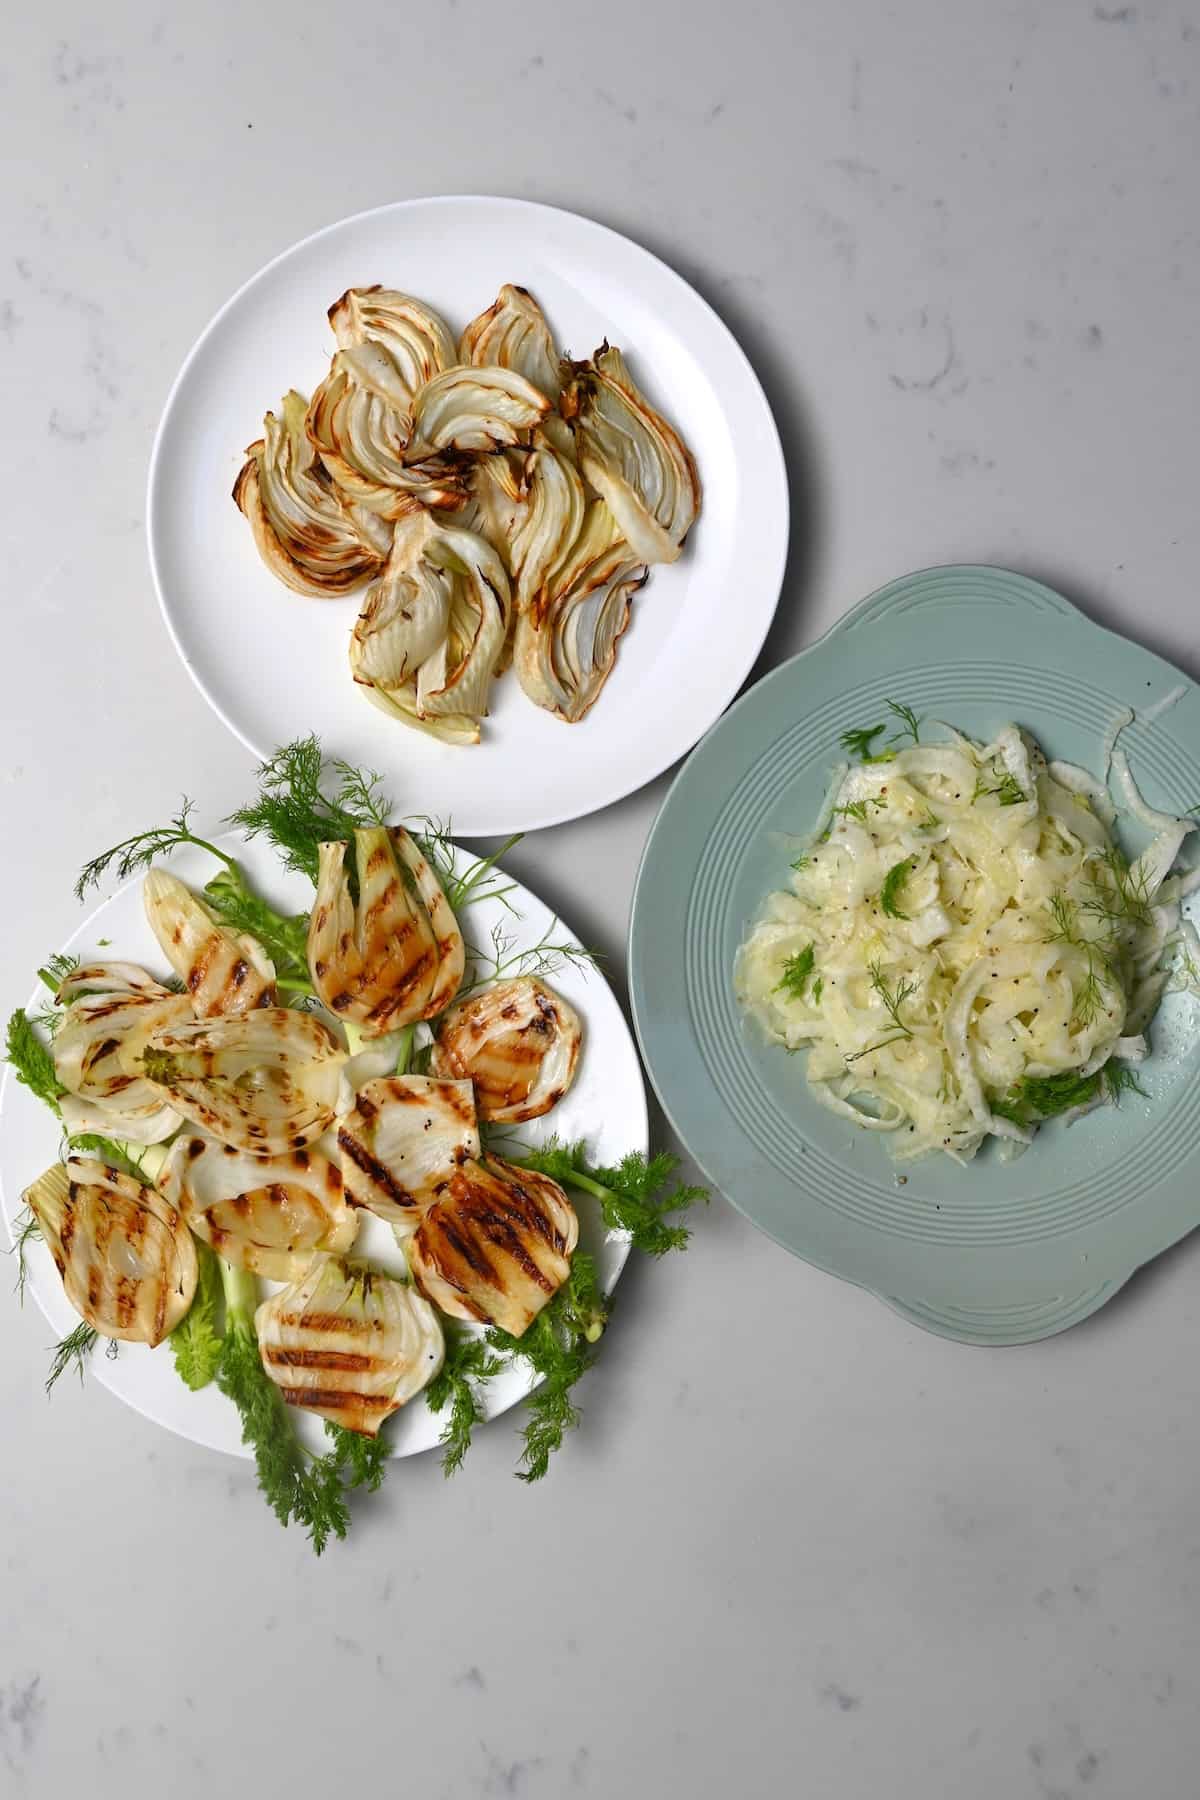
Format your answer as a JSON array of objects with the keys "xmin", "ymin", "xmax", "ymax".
[{"xmin": 3, "ymin": 1, "xmax": 1200, "ymax": 1796}]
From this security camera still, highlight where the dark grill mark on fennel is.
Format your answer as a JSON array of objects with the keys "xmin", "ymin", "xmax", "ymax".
[
  {"xmin": 337, "ymin": 1128, "xmax": 416, "ymax": 1210},
  {"xmin": 263, "ymin": 1347, "xmax": 374, "ymax": 1373},
  {"xmin": 279, "ymin": 1387, "xmax": 392, "ymax": 1414},
  {"xmin": 432, "ymin": 1211, "xmax": 497, "ymax": 1281}
]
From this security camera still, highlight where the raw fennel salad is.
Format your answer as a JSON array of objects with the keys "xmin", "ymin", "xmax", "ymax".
[
  {"xmin": 4, "ymin": 739, "xmax": 705, "ymax": 1553},
  {"xmin": 736, "ymin": 702, "xmax": 1200, "ymax": 1163}
]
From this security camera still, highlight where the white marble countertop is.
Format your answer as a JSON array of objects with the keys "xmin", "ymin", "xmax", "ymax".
[{"xmin": 4, "ymin": 2, "xmax": 1200, "ymax": 1795}]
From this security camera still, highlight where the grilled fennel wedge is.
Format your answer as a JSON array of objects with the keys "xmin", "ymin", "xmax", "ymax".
[
  {"xmin": 337, "ymin": 1074, "xmax": 479, "ymax": 1233},
  {"xmin": 431, "ymin": 975, "xmax": 582, "ymax": 1122},
  {"xmin": 25, "ymin": 1156, "xmax": 197, "ymax": 1346},
  {"xmin": 409, "ymin": 1156, "xmax": 579, "ymax": 1336},
  {"xmin": 159, "ymin": 1133, "xmax": 356, "ymax": 1280},
  {"xmin": 255, "ymin": 1255, "xmax": 444, "ymax": 1435},
  {"xmin": 53, "ymin": 968, "xmax": 190, "ymax": 1144},
  {"xmin": 143, "ymin": 868, "xmax": 275, "ymax": 1015},
  {"xmin": 142, "ymin": 1009, "xmax": 342, "ymax": 1152},
  {"xmin": 307, "ymin": 825, "xmax": 464, "ymax": 1034}
]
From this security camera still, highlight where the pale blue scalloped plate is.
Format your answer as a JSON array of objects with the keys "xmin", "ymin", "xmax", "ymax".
[{"xmin": 629, "ymin": 566, "xmax": 1200, "ymax": 1344}]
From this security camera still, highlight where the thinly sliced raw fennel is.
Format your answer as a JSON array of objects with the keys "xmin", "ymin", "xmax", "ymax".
[
  {"xmin": 736, "ymin": 720, "xmax": 1197, "ymax": 1163},
  {"xmin": 141, "ymin": 1009, "xmax": 343, "ymax": 1152}
]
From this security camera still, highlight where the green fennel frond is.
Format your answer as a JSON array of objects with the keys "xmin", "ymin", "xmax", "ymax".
[
  {"xmin": 226, "ymin": 736, "xmax": 391, "ymax": 887},
  {"xmin": 426, "ymin": 1333, "xmax": 507, "ymax": 1477},
  {"xmin": 1071, "ymin": 963, "xmax": 1108, "ymax": 1030},
  {"xmin": 489, "ymin": 1253, "xmax": 609, "ymax": 1482},
  {"xmin": 846, "ymin": 963, "xmax": 917, "ymax": 1063},
  {"xmin": 512, "ymin": 1140, "xmax": 708, "ymax": 1259},
  {"xmin": 839, "ymin": 724, "xmax": 893, "ymax": 763},
  {"xmin": 993, "ymin": 1061, "xmax": 1144, "ymax": 1129},
  {"xmin": 869, "ymin": 962, "xmax": 917, "ymax": 1032},
  {"xmin": 833, "ymin": 799, "xmax": 885, "ymax": 826},
  {"xmin": 1104, "ymin": 1062, "xmax": 1148, "ymax": 1104},
  {"xmin": 880, "ymin": 857, "xmax": 914, "ymax": 919},
  {"xmin": 320, "ymin": 1422, "xmax": 391, "ymax": 1493},
  {"xmin": 990, "ymin": 1068, "xmax": 1103, "ymax": 1124},
  {"xmin": 1020, "ymin": 1069, "xmax": 1103, "ymax": 1115},
  {"xmin": 45, "ymin": 1322, "xmax": 101, "ymax": 1394},
  {"xmin": 4, "ymin": 1010, "xmax": 64, "ymax": 1115},
  {"xmin": 75, "ymin": 800, "xmax": 236, "ymax": 900},
  {"xmin": 885, "ymin": 699, "xmax": 922, "ymax": 744},
  {"xmin": 1042, "ymin": 892, "xmax": 1116, "ymax": 1030},
  {"xmin": 1046, "ymin": 891, "xmax": 1079, "ymax": 943},
  {"xmin": 464, "ymin": 922, "xmax": 600, "ymax": 994},
  {"xmin": 11, "ymin": 1208, "xmax": 41, "ymax": 1303},
  {"xmin": 774, "ymin": 945, "xmax": 815, "ymax": 1001},
  {"xmin": 974, "ymin": 769, "xmax": 1027, "ymax": 806},
  {"xmin": 169, "ymin": 1241, "xmax": 224, "ymax": 1391},
  {"xmin": 410, "ymin": 819, "xmax": 522, "ymax": 916},
  {"xmin": 1081, "ymin": 848, "xmax": 1153, "ymax": 929}
]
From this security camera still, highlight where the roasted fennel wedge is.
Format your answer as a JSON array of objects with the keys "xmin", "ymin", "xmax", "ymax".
[
  {"xmin": 233, "ymin": 390, "xmax": 391, "ymax": 596},
  {"xmin": 232, "ymin": 280, "xmax": 701, "ymax": 739}
]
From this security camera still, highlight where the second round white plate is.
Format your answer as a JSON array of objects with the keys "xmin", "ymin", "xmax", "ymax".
[
  {"xmin": 148, "ymin": 196, "xmax": 789, "ymax": 834},
  {"xmin": 0, "ymin": 833, "xmax": 647, "ymax": 1459}
]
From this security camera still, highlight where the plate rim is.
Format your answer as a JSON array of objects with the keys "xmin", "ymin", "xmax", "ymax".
[
  {"xmin": 627, "ymin": 560, "xmax": 1200, "ymax": 1342},
  {"xmin": 145, "ymin": 192, "xmax": 790, "ymax": 834}
]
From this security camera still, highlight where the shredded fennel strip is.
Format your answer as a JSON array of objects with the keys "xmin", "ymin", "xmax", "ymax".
[{"xmin": 736, "ymin": 719, "xmax": 1197, "ymax": 1164}]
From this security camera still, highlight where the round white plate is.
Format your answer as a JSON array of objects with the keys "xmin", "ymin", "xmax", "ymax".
[
  {"xmin": 147, "ymin": 195, "xmax": 788, "ymax": 835},
  {"xmin": 0, "ymin": 834, "xmax": 647, "ymax": 1459}
]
